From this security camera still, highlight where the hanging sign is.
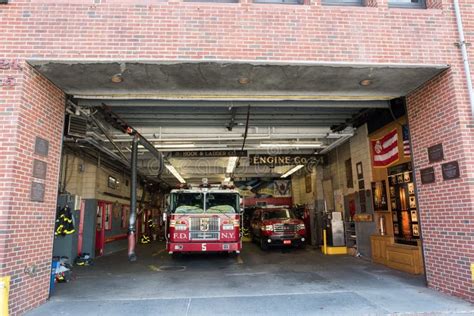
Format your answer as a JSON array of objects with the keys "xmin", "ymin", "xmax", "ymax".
[
  {"xmin": 249, "ymin": 154, "xmax": 326, "ymax": 166},
  {"xmin": 170, "ymin": 150, "xmax": 247, "ymax": 158}
]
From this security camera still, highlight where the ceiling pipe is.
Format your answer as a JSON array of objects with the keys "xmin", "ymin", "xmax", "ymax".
[
  {"xmin": 77, "ymin": 99, "xmax": 390, "ymax": 109},
  {"xmin": 453, "ymin": 0, "xmax": 474, "ymax": 118}
]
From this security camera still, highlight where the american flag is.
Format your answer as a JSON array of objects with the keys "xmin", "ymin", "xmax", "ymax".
[{"xmin": 402, "ymin": 125, "xmax": 411, "ymax": 156}]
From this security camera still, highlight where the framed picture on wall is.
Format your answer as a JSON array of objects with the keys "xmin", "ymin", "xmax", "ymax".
[
  {"xmin": 305, "ymin": 173, "xmax": 312, "ymax": 193},
  {"xmin": 356, "ymin": 162, "xmax": 363, "ymax": 180},
  {"xmin": 371, "ymin": 181, "xmax": 388, "ymax": 211},
  {"xmin": 412, "ymin": 224, "xmax": 420, "ymax": 237},
  {"xmin": 392, "ymin": 211, "xmax": 398, "ymax": 222},
  {"xmin": 410, "ymin": 210, "xmax": 418, "ymax": 222},
  {"xmin": 408, "ymin": 182, "xmax": 415, "ymax": 195},
  {"xmin": 404, "ymin": 171, "xmax": 411, "ymax": 183},
  {"xmin": 393, "ymin": 223, "xmax": 400, "ymax": 235},
  {"xmin": 409, "ymin": 196, "xmax": 417, "ymax": 209}
]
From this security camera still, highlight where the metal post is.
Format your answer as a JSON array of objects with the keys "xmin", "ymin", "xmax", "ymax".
[{"xmin": 128, "ymin": 134, "xmax": 139, "ymax": 262}]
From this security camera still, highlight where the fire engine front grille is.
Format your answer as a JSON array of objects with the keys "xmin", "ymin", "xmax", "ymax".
[
  {"xmin": 273, "ymin": 223, "xmax": 296, "ymax": 233},
  {"xmin": 189, "ymin": 217, "xmax": 220, "ymax": 240}
]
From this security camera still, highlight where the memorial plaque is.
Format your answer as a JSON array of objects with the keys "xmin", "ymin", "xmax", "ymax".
[
  {"xmin": 32, "ymin": 159, "xmax": 47, "ymax": 179},
  {"xmin": 420, "ymin": 167, "xmax": 435, "ymax": 184},
  {"xmin": 428, "ymin": 143, "xmax": 443, "ymax": 163},
  {"xmin": 171, "ymin": 150, "xmax": 247, "ymax": 158},
  {"xmin": 34, "ymin": 137, "xmax": 49, "ymax": 157},
  {"xmin": 441, "ymin": 161, "xmax": 460, "ymax": 180},
  {"xmin": 31, "ymin": 182, "xmax": 45, "ymax": 202}
]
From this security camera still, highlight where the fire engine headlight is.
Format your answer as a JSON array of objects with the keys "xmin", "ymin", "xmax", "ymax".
[
  {"xmin": 175, "ymin": 224, "xmax": 187, "ymax": 231},
  {"xmin": 297, "ymin": 224, "xmax": 305, "ymax": 231},
  {"xmin": 223, "ymin": 224, "xmax": 234, "ymax": 230},
  {"xmin": 262, "ymin": 225, "xmax": 273, "ymax": 232}
]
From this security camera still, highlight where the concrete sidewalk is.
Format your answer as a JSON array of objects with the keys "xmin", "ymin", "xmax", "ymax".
[{"xmin": 27, "ymin": 242, "xmax": 474, "ymax": 316}]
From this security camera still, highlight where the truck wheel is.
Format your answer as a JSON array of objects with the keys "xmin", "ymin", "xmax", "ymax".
[{"xmin": 260, "ymin": 238, "xmax": 269, "ymax": 251}]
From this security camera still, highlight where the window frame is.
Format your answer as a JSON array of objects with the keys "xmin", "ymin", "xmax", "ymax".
[
  {"xmin": 321, "ymin": 0, "xmax": 363, "ymax": 6},
  {"xmin": 388, "ymin": 0, "xmax": 426, "ymax": 9}
]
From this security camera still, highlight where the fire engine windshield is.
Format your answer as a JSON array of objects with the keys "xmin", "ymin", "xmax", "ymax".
[
  {"xmin": 172, "ymin": 193, "xmax": 204, "ymax": 214},
  {"xmin": 206, "ymin": 193, "xmax": 239, "ymax": 213},
  {"xmin": 171, "ymin": 192, "xmax": 239, "ymax": 214}
]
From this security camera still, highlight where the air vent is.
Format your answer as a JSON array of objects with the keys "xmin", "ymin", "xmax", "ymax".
[{"xmin": 65, "ymin": 115, "xmax": 87, "ymax": 138}]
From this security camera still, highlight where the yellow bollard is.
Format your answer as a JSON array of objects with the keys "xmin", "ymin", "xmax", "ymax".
[
  {"xmin": 0, "ymin": 276, "xmax": 10, "ymax": 316},
  {"xmin": 471, "ymin": 263, "xmax": 474, "ymax": 283},
  {"xmin": 322, "ymin": 229, "xmax": 327, "ymax": 255}
]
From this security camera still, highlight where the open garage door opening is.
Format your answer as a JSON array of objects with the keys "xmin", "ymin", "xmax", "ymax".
[{"xmin": 23, "ymin": 60, "xmax": 473, "ymax": 315}]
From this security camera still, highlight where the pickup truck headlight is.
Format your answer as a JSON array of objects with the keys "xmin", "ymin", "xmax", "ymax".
[
  {"xmin": 297, "ymin": 224, "xmax": 306, "ymax": 231},
  {"xmin": 262, "ymin": 225, "xmax": 273, "ymax": 232}
]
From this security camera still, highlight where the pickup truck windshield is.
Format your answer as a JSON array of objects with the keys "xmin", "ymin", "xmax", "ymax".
[
  {"xmin": 171, "ymin": 192, "xmax": 239, "ymax": 214},
  {"xmin": 263, "ymin": 209, "xmax": 295, "ymax": 220}
]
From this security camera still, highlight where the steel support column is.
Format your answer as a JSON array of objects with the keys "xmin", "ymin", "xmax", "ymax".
[{"xmin": 127, "ymin": 134, "xmax": 139, "ymax": 262}]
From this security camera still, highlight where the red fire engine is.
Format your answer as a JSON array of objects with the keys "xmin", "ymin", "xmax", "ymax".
[{"xmin": 165, "ymin": 183, "xmax": 242, "ymax": 255}]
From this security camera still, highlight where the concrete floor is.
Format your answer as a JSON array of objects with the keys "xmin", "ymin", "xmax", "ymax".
[{"xmin": 28, "ymin": 242, "xmax": 474, "ymax": 316}]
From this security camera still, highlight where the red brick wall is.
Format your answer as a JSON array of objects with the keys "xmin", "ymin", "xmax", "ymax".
[
  {"xmin": 0, "ymin": 0, "xmax": 473, "ymax": 313},
  {"xmin": 407, "ymin": 66, "xmax": 474, "ymax": 302},
  {"xmin": 0, "ymin": 63, "xmax": 65, "ymax": 315}
]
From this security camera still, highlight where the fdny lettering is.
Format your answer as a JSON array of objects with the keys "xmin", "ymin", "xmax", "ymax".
[
  {"xmin": 173, "ymin": 233, "xmax": 187, "ymax": 239},
  {"xmin": 221, "ymin": 232, "xmax": 235, "ymax": 239}
]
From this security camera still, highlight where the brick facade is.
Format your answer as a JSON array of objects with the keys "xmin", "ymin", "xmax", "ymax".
[
  {"xmin": 0, "ymin": 63, "xmax": 65, "ymax": 315},
  {"xmin": 0, "ymin": 0, "xmax": 473, "ymax": 314}
]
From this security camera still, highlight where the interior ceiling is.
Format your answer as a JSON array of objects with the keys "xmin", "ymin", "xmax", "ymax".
[{"xmin": 31, "ymin": 60, "xmax": 448, "ymax": 186}]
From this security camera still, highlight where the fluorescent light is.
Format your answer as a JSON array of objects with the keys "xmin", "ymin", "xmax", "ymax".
[
  {"xmin": 224, "ymin": 177, "xmax": 231, "ymax": 182},
  {"xmin": 226, "ymin": 156, "xmax": 238, "ymax": 174},
  {"xmin": 154, "ymin": 144, "xmax": 196, "ymax": 149},
  {"xmin": 165, "ymin": 164, "xmax": 186, "ymax": 184},
  {"xmin": 259, "ymin": 143, "xmax": 322, "ymax": 148},
  {"xmin": 281, "ymin": 165, "xmax": 304, "ymax": 178}
]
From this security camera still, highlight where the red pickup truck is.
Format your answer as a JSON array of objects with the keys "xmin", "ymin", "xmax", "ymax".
[{"xmin": 250, "ymin": 208, "xmax": 306, "ymax": 250}]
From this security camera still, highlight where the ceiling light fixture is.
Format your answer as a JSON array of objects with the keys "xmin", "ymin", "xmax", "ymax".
[
  {"xmin": 359, "ymin": 79, "xmax": 372, "ymax": 86},
  {"xmin": 111, "ymin": 74, "xmax": 123, "ymax": 83},
  {"xmin": 259, "ymin": 143, "xmax": 323, "ymax": 148},
  {"xmin": 226, "ymin": 156, "xmax": 238, "ymax": 174},
  {"xmin": 239, "ymin": 77, "xmax": 250, "ymax": 85},
  {"xmin": 281, "ymin": 165, "xmax": 305, "ymax": 178},
  {"xmin": 165, "ymin": 164, "xmax": 186, "ymax": 184},
  {"xmin": 224, "ymin": 177, "xmax": 231, "ymax": 183},
  {"xmin": 154, "ymin": 144, "xmax": 196, "ymax": 149}
]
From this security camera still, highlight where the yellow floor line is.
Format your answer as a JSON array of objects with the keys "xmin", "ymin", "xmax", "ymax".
[{"xmin": 152, "ymin": 248, "xmax": 166, "ymax": 257}]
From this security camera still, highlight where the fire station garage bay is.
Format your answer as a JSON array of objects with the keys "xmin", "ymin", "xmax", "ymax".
[{"xmin": 24, "ymin": 60, "xmax": 473, "ymax": 315}]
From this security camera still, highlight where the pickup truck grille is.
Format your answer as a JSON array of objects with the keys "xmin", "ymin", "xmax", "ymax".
[
  {"xmin": 273, "ymin": 223, "xmax": 296, "ymax": 233},
  {"xmin": 189, "ymin": 217, "xmax": 220, "ymax": 240}
]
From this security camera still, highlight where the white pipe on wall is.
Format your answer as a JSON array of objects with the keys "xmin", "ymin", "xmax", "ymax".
[{"xmin": 453, "ymin": 0, "xmax": 474, "ymax": 118}]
